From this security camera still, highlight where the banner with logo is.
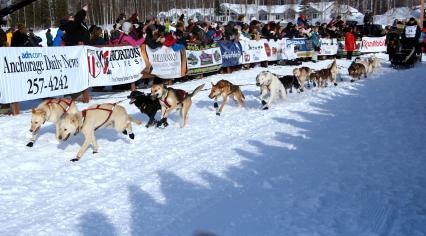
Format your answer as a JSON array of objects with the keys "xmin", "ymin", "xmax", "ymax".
[
  {"xmin": 186, "ymin": 43, "xmax": 222, "ymax": 75},
  {"xmin": 0, "ymin": 46, "xmax": 88, "ymax": 103},
  {"xmin": 218, "ymin": 41, "xmax": 242, "ymax": 67},
  {"xmin": 240, "ymin": 40, "xmax": 268, "ymax": 64},
  {"xmin": 319, "ymin": 38, "xmax": 339, "ymax": 56},
  {"xmin": 337, "ymin": 39, "xmax": 362, "ymax": 56},
  {"xmin": 264, "ymin": 39, "xmax": 282, "ymax": 61},
  {"xmin": 286, "ymin": 38, "xmax": 314, "ymax": 58},
  {"xmin": 360, "ymin": 36, "xmax": 386, "ymax": 53},
  {"xmin": 86, "ymin": 46, "xmax": 146, "ymax": 87},
  {"xmin": 141, "ymin": 45, "xmax": 183, "ymax": 79}
]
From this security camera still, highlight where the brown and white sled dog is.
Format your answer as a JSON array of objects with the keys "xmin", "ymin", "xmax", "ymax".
[
  {"xmin": 28, "ymin": 99, "xmax": 78, "ymax": 147},
  {"xmin": 255, "ymin": 71, "xmax": 287, "ymax": 110},
  {"xmin": 348, "ymin": 62, "xmax": 367, "ymax": 82},
  {"xmin": 58, "ymin": 103, "xmax": 141, "ymax": 162},
  {"xmin": 293, "ymin": 67, "xmax": 312, "ymax": 92},
  {"xmin": 151, "ymin": 83, "xmax": 205, "ymax": 128},
  {"xmin": 315, "ymin": 59, "xmax": 339, "ymax": 87},
  {"xmin": 208, "ymin": 80, "xmax": 245, "ymax": 116},
  {"xmin": 354, "ymin": 57, "xmax": 373, "ymax": 74}
]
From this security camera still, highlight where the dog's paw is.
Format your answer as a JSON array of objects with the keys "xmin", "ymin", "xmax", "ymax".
[
  {"xmin": 334, "ymin": 83, "xmax": 338, "ymax": 86},
  {"xmin": 216, "ymin": 112, "xmax": 221, "ymax": 116},
  {"xmin": 122, "ymin": 130, "xmax": 128, "ymax": 135},
  {"xmin": 70, "ymin": 158, "xmax": 79, "ymax": 162},
  {"xmin": 263, "ymin": 106, "xmax": 269, "ymax": 110},
  {"xmin": 93, "ymin": 151, "xmax": 98, "ymax": 154},
  {"xmin": 300, "ymin": 89, "xmax": 304, "ymax": 92},
  {"xmin": 26, "ymin": 142, "xmax": 34, "ymax": 147},
  {"xmin": 129, "ymin": 133, "xmax": 135, "ymax": 140},
  {"xmin": 213, "ymin": 102, "xmax": 218, "ymax": 108},
  {"xmin": 350, "ymin": 80, "xmax": 355, "ymax": 83},
  {"xmin": 163, "ymin": 121, "xmax": 169, "ymax": 127},
  {"xmin": 261, "ymin": 100, "xmax": 267, "ymax": 106}
]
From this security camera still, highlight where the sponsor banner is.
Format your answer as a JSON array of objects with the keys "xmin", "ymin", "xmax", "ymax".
[
  {"xmin": 86, "ymin": 46, "xmax": 146, "ymax": 87},
  {"xmin": 186, "ymin": 43, "xmax": 222, "ymax": 75},
  {"xmin": 142, "ymin": 45, "xmax": 183, "ymax": 79},
  {"xmin": 337, "ymin": 39, "xmax": 362, "ymax": 56},
  {"xmin": 319, "ymin": 38, "xmax": 339, "ymax": 56},
  {"xmin": 264, "ymin": 39, "xmax": 282, "ymax": 61},
  {"xmin": 218, "ymin": 41, "xmax": 242, "ymax": 67},
  {"xmin": 240, "ymin": 40, "xmax": 268, "ymax": 64},
  {"xmin": 360, "ymin": 36, "xmax": 386, "ymax": 53},
  {"xmin": 0, "ymin": 46, "xmax": 88, "ymax": 103},
  {"xmin": 276, "ymin": 39, "xmax": 287, "ymax": 60},
  {"xmin": 286, "ymin": 38, "xmax": 314, "ymax": 58}
]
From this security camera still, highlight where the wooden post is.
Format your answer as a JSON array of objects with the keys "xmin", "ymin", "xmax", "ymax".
[
  {"xmin": 11, "ymin": 103, "xmax": 20, "ymax": 115},
  {"xmin": 82, "ymin": 89, "xmax": 90, "ymax": 103}
]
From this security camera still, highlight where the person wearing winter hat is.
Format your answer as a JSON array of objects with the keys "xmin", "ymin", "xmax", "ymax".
[{"xmin": 109, "ymin": 21, "xmax": 145, "ymax": 46}]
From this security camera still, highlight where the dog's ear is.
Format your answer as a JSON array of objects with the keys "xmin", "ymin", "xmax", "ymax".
[
  {"xmin": 211, "ymin": 82, "xmax": 214, "ymax": 86},
  {"xmin": 32, "ymin": 108, "xmax": 36, "ymax": 114}
]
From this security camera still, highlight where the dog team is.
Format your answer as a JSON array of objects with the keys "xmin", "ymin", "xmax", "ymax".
[{"xmin": 28, "ymin": 56, "xmax": 381, "ymax": 161}]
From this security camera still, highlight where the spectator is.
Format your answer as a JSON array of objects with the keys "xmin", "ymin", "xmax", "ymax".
[
  {"xmin": 46, "ymin": 29, "xmax": 53, "ymax": 46},
  {"xmin": 90, "ymin": 26, "xmax": 106, "ymax": 46},
  {"xmin": 11, "ymin": 24, "xmax": 29, "ymax": 47},
  {"xmin": 0, "ymin": 26, "xmax": 6, "ymax": 47},
  {"xmin": 53, "ymin": 19, "xmax": 68, "ymax": 46},
  {"xmin": 240, "ymin": 24, "xmax": 251, "ymax": 39},
  {"xmin": 310, "ymin": 26, "xmax": 320, "ymax": 51},
  {"xmin": 64, "ymin": 5, "xmax": 90, "ymax": 45},
  {"xmin": 103, "ymin": 29, "xmax": 110, "ymax": 42},
  {"xmin": 27, "ymin": 29, "xmax": 42, "ymax": 46},
  {"xmin": 109, "ymin": 21, "xmax": 145, "ymax": 46},
  {"xmin": 144, "ymin": 24, "xmax": 164, "ymax": 49},
  {"xmin": 6, "ymin": 28, "xmax": 13, "ymax": 47},
  {"xmin": 345, "ymin": 27, "xmax": 356, "ymax": 60},
  {"xmin": 297, "ymin": 14, "xmax": 307, "ymax": 28}
]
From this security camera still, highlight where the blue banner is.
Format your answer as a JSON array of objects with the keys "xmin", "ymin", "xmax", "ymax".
[{"xmin": 218, "ymin": 41, "xmax": 243, "ymax": 67}]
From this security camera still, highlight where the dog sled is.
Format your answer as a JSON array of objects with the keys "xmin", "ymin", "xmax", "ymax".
[{"xmin": 391, "ymin": 47, "xmax": 420, "ymax": 69}]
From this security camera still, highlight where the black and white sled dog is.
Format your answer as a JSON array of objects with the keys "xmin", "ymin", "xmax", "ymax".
[{"xmin": 255, "ymin": 71, "xmax": 287, "ymax": 110}]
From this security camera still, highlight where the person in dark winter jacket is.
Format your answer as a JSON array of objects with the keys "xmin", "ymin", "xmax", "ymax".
[
  {"xmin": 401, "ymin": 17, "xmax": 421, "ymax": 51},
  {"xmin": 46, "ymin": 29, "xmax": 53, "ymax": 46},
  {"xmin": 386, "ymin": 26, "xmax": 401, "ymax": 61},
  {"xmin": 64, "ymin": 5, "xmax": 90, "ymax": 45},
  {"xmin": 11, "ymin": 24, "xmax": 29, "ymax": 47},
  {"xmin": 345, "ymin": 27, "xmax": 356, "ymax": 60},
  {"xmin": 144, "ymin": 24, "xmax": 164, "ymax": 49}
]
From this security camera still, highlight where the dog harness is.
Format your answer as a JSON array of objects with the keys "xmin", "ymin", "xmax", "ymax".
[
  {"xmin": 46, "ymin": 99, "xmax": 73, "ymax": 113},
  {"xmin": 162, "ymin": 89, "xmax": 188, "ymax": 108},
  {"xmin": 81, "ymin": 103, "xmax": 117, "ymax": 131}
]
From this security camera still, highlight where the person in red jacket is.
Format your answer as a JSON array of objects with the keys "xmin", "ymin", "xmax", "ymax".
[{"xmin": 345, "ymin": 27, "xmax": 356, "ymax": 60}]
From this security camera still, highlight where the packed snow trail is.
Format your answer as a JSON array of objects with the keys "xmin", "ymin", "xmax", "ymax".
[{"xmin": 0, "ymin": 58, "xmax": 425, "ymax": 236}]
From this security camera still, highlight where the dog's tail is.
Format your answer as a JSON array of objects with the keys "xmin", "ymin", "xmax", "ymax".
[
  {"xmin": 189, "ymin": 84, "xmax": 205, "ymax": 97},
  {"xmin": 129, "ymin": 116, "xmax": 142, "ymax": 125}
]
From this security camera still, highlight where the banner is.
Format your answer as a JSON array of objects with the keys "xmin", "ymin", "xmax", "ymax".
[
  {"xmin": 264, "ymin": 39, "xmax": 281, "ymax": 61},
  {"xmin": 86, "ymin": 46, "xmax": 146, "ymax": 87},
  {"xmin": 0, "ymin": 46, "xmax": 88, "ymax": 104},
  {"xmin": 142, "ymin": 45, "xmax": 183, "ymax": 79},
  {"xmin": 240, "ymin": 40, "xmax": 268, "ymax": 64},
  {"xmin": 186, "ymin": 43, "xmax": 222, "ymax": 75},
  {"xmin": 360, "ymin": 36, "xmax": 386, "ymax": 53},
  {"xmin": 337, "ymin": 39, "xmax": 362, "ymax": 56},
  {"xmin": 319, "ymin": 38, "xmax": 339, "ymax": 56},
  {"xmin": 286, "ymin": 38, "xmax": 314, "ymax": 58},
  {"xmin": 218, "ymin": 41, "xmax": 242, "ymax": 67}
]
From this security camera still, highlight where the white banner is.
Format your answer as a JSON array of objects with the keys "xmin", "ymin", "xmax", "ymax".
[
  {"xmin": 144, "ymin": 46, "xmax": 182, "ymax": 79},
  {"xmin": 240, "ymin": 40, "xmax": 268, "ymax": 64},
  {"xmin": 360, "ymin": 36, "xmax": 386, "ymax": 53},
  {"xmin": 319, "ymin": 38, "xmax": 339, "ymax": 56},
  {"xmin": 0, "ymin": 46, "xmax": 88, "ymax": 104},
  {"xmin": 264, "ymin": 39, "xmax": 280, "ymax": 61},
  {"xmin": 86, "ymin": 46, "xmax": 145, "ymax": 87}
]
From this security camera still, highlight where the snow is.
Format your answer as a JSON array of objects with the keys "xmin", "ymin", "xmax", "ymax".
[{"xmin": 1, "ymin": 55, "xmax": 426, "ymax": 235}]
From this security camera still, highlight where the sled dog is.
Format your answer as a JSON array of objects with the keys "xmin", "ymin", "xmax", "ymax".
[
  {"xmin": 255, "ymin": 71, "xmax": 287, "ymax": 110},
  {"xmin": 208, "ymin": 80, "xmax": 245, "ymax": 116}
]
